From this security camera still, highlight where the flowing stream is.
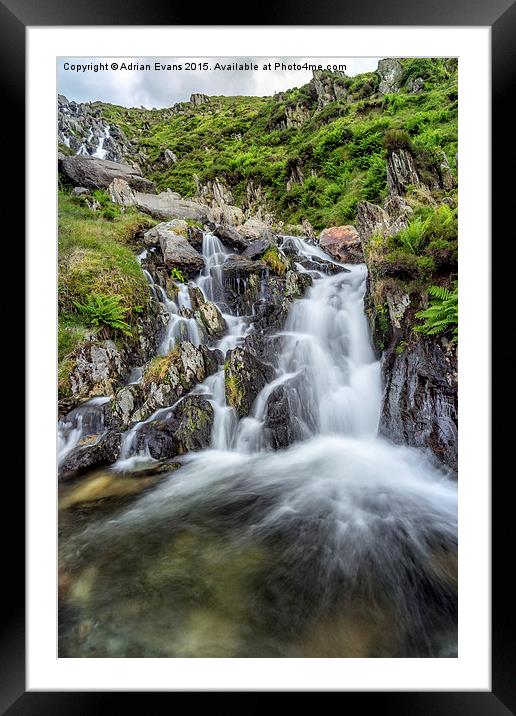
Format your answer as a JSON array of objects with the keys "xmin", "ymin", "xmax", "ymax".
[{"xmin": 58, "ymin": 233, "xmax": 457, "ymax": 658}]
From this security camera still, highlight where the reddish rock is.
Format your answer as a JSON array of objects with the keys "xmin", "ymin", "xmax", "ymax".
[{"xmin": 319, "ymin": 225, "xmax": 363, "ymax": 263}]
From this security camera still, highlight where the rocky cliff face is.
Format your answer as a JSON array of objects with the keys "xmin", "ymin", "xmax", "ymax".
[{"xmin": 357, "ymin": 144, "xmax": 458, "ymax": 473}]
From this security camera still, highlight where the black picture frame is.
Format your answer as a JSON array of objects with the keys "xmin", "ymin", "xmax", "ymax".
[{"xmin": 5, "ymin": 0, "xmax": 510, "ymax": 710}]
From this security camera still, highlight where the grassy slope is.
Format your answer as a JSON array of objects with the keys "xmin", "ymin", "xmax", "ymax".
[
  {"xmin": 101, "ymin": 58, "xmax": 457, "ymax": 231},
  {"xmin": 58, "ymin": 192, "xmax": 157, "ymax": 366}
]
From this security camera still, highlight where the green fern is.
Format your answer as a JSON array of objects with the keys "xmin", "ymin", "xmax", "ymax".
[
  {"xmin": 73, "ymin": 293, "xmax": 132, "ymax": 336},
  {"xmin": 415, "ymin": 284, "xmax": 458, "ymax": 342},
  {"xmin": 170, "ymin": 266, "xmax": 187, "ymax": 283}
]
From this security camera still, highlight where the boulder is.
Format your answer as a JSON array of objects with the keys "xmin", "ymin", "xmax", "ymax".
[
  {"xmin": 225, "ymin": 347, "xmax": 274, "ymax": 418},
  {"xmin": 132, "ymin": 395, "xmax": 214, "ymax": 460},
  {"xmin": 134, "ymin": 192, "xmax": 210, "ymax": 222},
  {"xmin": 240, "ymin": 218, "xmax": 276, "ymax": 241},
  {"xmin": 59, "ymin": 430, "xmax": 122, "ymax": 480},
  {"xmin": 155, "ymin": 227, "xmax": 204, "ymax": 274},
  {"xmin": 285, "ymin": 270, "xmax": 313, "ymax": 299},
  {"xmin": 68, "ymin": 340, "xmax": 126, "ymax": 401},
  {"xmin": 195, "ymin": 302, "xmax": 226, "ymax": 337},
  {"xmin": 319, "ymin": 225, "xmax": 363, "ymax": 263},
  {"xmin": 107, "ymin": 384, "xmax": 143, "ymax": 429},
  {"xmin": 213, "ymin": 225, "xmax": 251, "ymax": 252},
  {"xmin": 131, "ymin": 342, "xmax": 218, "ymax": 423},
  {"xmin": 242, "ymin": 238, "xmax": 275, "ymax": 260},
  {"xmin": 108, "ymin": 177, "xmax": 136, "ymax": 206},
  {"xmin": 188, "ymin": 226, "xmax": 205, "ymax": 252},
  {"xmin": 72, "ymin": 187, "xmax": 90, "ymax": 197},
  {"xmin": 377, "ymin": 58, "xmax": 403, "ymax": 94},
  {"xmin": 144, "ymin": 220, "xmax": 189, "ymax": 246},
  {"xmin": 263, "ymin": 372, "xmax": 316, "ymax": 449},
  {"xmin": 60, "ymin": 156, "xmax": 155, "ymax": 192}
]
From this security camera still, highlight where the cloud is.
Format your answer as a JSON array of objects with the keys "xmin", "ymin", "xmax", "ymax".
[{"xmin": 58, "ymin": 56, "xmax": 383, "ymax": 108}]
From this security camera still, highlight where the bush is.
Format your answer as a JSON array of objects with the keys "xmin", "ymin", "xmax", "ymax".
[
  {"xmin": 73, "ymin": 293, "xmax": 132, "ymax": 336},
  {"xmin": 415, "ymin": 284, "xmax": 458, "ymax": 342}
]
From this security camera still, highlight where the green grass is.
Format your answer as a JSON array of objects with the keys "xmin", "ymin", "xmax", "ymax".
[
  {"xmin": 58, "ymin": 192, "xmax": 156, "ymax": 359},
  {"xmin": 92, "ymin": 59, "xmax": 457, "ymax": 231}
]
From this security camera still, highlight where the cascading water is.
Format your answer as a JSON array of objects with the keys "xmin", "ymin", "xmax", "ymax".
[
  {"xmin": 59, "ymin": 232, "xmax": 458, "ymax": 659},
  {"xmin": 91, "ymin": 124, "xmax": 111, "ymax": 159}
]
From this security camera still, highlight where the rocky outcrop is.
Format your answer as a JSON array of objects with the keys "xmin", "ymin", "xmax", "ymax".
[
  {"xmin": 319, "ymin": 225, "xmax": 363, "ymax": 263},
  {"xmin": 242, "ymin": 238, "xmax": 276, "ymax": 260},
  {"xmin": 134, "ymin": 192, "xmax": 209, "ymax": 222},
  {"xmin": 356, "ymin": 199, "xmax": 412, "ymax": 244},
  {"xmin": 263, "ymin": 372, "xmax": 316, "ymax": 449},
  {"xmin": 377, "ymin": 58, "xmax": 403, "ymax": 94},
  {"xmin": 387, "ymin": 148, "xmax": 423, "ymax": 196},
  {"xmin": 213, "ymin": 225, "xmax": 251, "ymax": 252},
  {"xmin": 188, "ymin": 288, "xmax": 226, "ymax": 337},
  {"xmin": 68, "ymin": 340, "xmax": 126, "ymax": 401},
  {"xmin": 60, "ymin": 156, "xmax": 155, "ymax": 192},
  {"xmin": 311, "ymin": 70, "xmax": 347, "ymax": 107},
  {"xmin": 190, "ymin": 93, "xmax": 209, "ymax": 107},
  {"xmin": 58, "ymin": 95, "xmax": 133, "ymax": 162},
  {"xmin": 129, "ymin": 342, "xmax": 216, "ymax": 423},
  {"xmin": 147, "ymin": 225, "xmax": 204, "ymax": 274},
  {"xmin": 380, "ymin": 338, "xmax": 458, "ymax": 472},
  {"xmin": 132, "ymin": 395, "xmax": 214, "ymax": 460},
  {"xmin": 285, "ymin": 270, "xmax": 313, "ymax": 298},
  {"xmin": 59, "ymin": 430, "xmax": 122, "ymax": 480},
  {"xmin": 195, "ymin": 177, "xmax": 245, "ymax": 226},
  {"xmin": 225, "ymin": 347, "xmax": 274, "ymax": 418}
]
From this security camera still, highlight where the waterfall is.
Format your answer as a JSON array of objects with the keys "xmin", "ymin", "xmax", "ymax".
[
  {"xmin": 91, "ymin": 125, "xmax": 111, "ymax": 159},
  {"xmin": 59, "ymin": 230, "xmax": 458, "ymax": 658}
]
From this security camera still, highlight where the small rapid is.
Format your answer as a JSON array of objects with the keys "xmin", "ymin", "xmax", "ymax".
[{"xmin": 59, "ymin": 231, "xmax": 458, "ymax": 658}]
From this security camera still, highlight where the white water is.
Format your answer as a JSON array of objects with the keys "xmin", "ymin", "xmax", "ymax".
[
  {"xmin": 57, "ymin": 396, "xmax": 110, "ymax": 463},
  {"xmin": 91, "ymin": 125, "xmax": 111, "ymax": 159},
  {"xmin": 61, "ymin": 232, "xmax": 458, "ymax": 658}
]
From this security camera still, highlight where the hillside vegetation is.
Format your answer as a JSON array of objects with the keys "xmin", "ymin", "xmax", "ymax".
[{"xmin": 99, "ymin": 58, "xmax": 457, "ymax": 230}]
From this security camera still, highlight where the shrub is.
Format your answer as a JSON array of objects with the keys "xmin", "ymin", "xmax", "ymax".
[
  {"xmin": 73, "ymin": 293, "xmax": 132, "ymax": 336},
  {"xmin": 415, "ymin": 284, "xmax": 458, "ymax": 342}
]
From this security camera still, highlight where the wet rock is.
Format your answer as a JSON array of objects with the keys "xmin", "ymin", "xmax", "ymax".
[
  {"xmin": 387, "ymin": 148, "xmax": 422, "ymax": 196},
  {"xmin": 132, "ymin": 342, "xmax": 218, "ymax": 423},
  {"xmin": 156, "ymin": 227, "xmax": 204, "ymax": 275},
  {"xmin": 59, "ymin": 430, "xmax": 122, "ymax": 480},
  {"xmin": 108, "ymin": 384, "xmax": 144, "ymax": 429},
  {"xmin": 225, "ymin": 347, "xmax": 274, "ymax": 418},
  {"xmin": 319, "ymin": 225, "xmax": 363, "ymax": 263},
  {"xmin": 242, "ymin": 238, "xmax": 276, "ymax": 260},
  {"xmin": 60, "ymin": 156, "xmax": 155, "ymax": 192},
  {"xmin": 195, "ymin": 301, "xmax": 226, "ymax": 337},
  {"xmin": 69, "ymin": 340, "xmax": 126, "ymax": 401},
  {"xmin": 188, "ymin": 226, "xmax": 204, "ymax": 252},
  {"xmin": 285, "ymin": 270, "xmax": 313, "ymax": 298},
  {"xmin": 135, "ymin": 193, "xmax": 209, "ymax": 222},
  {"xmin": 380, "ymin": 338, "xmax": 458, "ymax": 472},
  {"xmin": 221, "ymin": 256, "xmax": 267, "ymax": 314},
  {"xmin": 133, "ymin": 395, "xmax": 214, "ymax": 460},
  {"xmin": 297, "ymin": 256, "xmax": 343, "ymax": 275},
  {"xmin": 213, "ymin": 225, "xmax": 250, "ymax": 252},
  {"xmin": 378, "ymin": 58, "xmax": 403, "ymax": 94},
  {"xmin": 264, "ymin": 372, "xmax": 316, "ymax": 449}
]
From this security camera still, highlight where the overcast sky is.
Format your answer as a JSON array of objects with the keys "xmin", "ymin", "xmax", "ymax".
[{"xmin": 58, "ymin": 57, "xmax": 383, "ymax": 108}]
